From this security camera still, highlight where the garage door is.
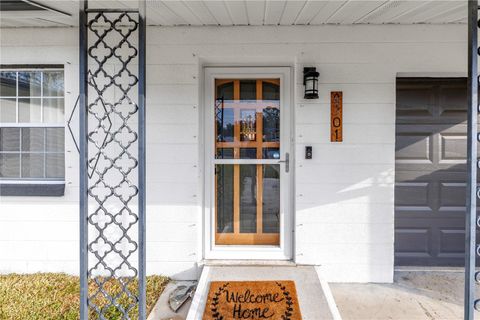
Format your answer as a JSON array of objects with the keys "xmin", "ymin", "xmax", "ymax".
[{"xmin": 395, "ymin": 78, "xmax": 477, "ymax": 266}]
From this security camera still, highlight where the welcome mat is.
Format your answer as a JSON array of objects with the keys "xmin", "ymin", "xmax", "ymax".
[{"xmin": 203, "ymin": 280, "xmax": 302, "ymax": 320}]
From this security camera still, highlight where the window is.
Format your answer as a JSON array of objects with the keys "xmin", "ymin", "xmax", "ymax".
[{"xmin": 0, "ymin": 68, "xmax": 65, "ymax": 195}]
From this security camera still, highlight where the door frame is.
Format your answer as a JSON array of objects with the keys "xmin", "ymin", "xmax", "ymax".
[{"xmin": 202, "ymin": 67, "xmax": 294, "ymax": 260}]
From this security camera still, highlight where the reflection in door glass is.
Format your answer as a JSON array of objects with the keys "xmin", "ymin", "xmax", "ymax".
[
  {"xmin": 215, "ymin": 105, "xmax": 234, "ymax": 143},
  {"xmin": 214, "ymin": 79, "xmax": 282, "ymax": 246},
  {"xmin": 216, "ymin": 148, "xmax": 234, "ymax": 159},
  {"xmin": 240, "ymin": 164, "xmax": 257, "ymax": 233},
  {"xmin": 240, "ymin": 109, "xmax": 257, "ymax": 142},
  {"xmin": 263, "ymin": 148, "xmax": 280, "ymax": 159},
  {"xmin": 262, "ymin": 81, "xmax": 280, "ymax": 143},
  {"xmin": 240, "ymin": 148, "xmax": 257, "ymax": 159},
  {"xmin": 263, "ymin": 164, "xmax": 280, "ymax": 233},
  {"xmin": 216, "ymin": 164, "xmax": 234, "ymax": 233},
  {"xmin": 263, "ymin": 106, "xmax": 280, "ymax": 142},
  {"xmin": 263, "ymin": 81, "xmax": 280, "ymax": 101},
  {"xmin": 240, "ymin": 80, "xmax": 256, "ymax": 100},
  {"xmin": 216, "ymin": 82, "xmax": 234, "ymax": 100}
]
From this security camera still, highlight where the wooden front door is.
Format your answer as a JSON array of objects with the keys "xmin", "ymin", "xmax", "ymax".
[{"xmin": 214, "ymin": 78, "xmax": 284, "ymax": 246}]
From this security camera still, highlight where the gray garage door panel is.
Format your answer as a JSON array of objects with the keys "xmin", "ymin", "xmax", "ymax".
[{"xmin": 395, "ymin": 78, "xmax": 479, "ymax": 266}]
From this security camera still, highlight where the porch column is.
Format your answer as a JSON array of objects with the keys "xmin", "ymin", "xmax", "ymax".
[
  {"xmin": 465, "ymin": 1, "xmax": 478, "ymax": 319},
  {"xmin": 79, "ymin": 1, "xmax": 147, "ymax": 319}
]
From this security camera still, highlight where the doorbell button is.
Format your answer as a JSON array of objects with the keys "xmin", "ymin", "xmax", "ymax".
[{"xmin": 305, "ymin": 146, "xmax": 312, "ymax": 159}]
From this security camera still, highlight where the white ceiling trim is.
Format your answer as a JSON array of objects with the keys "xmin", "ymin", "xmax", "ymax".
[{"xmin": 0, "ymin": 0, "xmax": 468, "ymax": 28}]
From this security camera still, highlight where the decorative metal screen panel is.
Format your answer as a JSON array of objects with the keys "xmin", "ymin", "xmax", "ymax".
[{"xmin": 79, "ymin": 2, "xmax": 146, "ymax": 319}]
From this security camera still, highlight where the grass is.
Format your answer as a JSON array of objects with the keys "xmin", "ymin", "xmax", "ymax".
[{"xmin": 0, "ymin": 273, "xmax": 169, "ymax": 320}]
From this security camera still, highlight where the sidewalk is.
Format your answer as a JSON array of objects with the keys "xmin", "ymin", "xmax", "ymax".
[{"xmin": 331, "ymin": 270, "xmax": 478, "ymax": 320}]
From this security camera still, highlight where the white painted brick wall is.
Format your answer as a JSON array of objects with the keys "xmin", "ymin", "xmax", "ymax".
[{"xmin": 0, "ymin": 24, "xmax": 467, "ymax": 282}]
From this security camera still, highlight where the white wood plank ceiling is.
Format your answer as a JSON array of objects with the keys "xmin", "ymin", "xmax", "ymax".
[{"xmin": 0, "ymin": 0, "xmax": 467, "ymax": 28}]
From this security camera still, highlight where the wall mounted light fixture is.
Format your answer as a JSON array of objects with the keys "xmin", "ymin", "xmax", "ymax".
[{"xmin": 303, "ymin": 67, "xmax": 319, "ymax": 99}]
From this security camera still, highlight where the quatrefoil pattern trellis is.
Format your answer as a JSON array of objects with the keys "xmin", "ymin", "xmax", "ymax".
[{"xmin": 86, "ymin": 11, "xmax": 141, "ymax": 319}]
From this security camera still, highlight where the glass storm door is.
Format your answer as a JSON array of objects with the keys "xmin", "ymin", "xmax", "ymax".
[{"xmin": 214, "ymin": 78, "xmax": 286, "ymax": 246}]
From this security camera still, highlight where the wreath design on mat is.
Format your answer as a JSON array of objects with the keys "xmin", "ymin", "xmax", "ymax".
[
  {"xmin": 276, "ymin": 282, "xmax": 294, "ymax": 320},
  {"xmin": 210, "ymin": 282, "xmax": 230, "ymax": 320}
]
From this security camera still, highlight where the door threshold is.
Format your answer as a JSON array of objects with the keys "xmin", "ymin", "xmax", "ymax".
[{"xmin": 200, "ymin": 259, "xmax": 296, "ymax": 267}]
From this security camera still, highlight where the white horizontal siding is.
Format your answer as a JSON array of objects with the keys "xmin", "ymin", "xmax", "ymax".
[
  {"xmin": 0, "ymin": 260, "xmax": 78, "ymax": 274},
  {"xmin": 147, "ymin": 124, "xmax": 198, "ymax": 144},
  {"xmin": 299, "ymin": 243, "xmax": 394, "ymax": 265},
  {"xmin": 296, "ymin": 164, "xmax": 394, "ymax": 184},
  {"xmin": 0, "ymin": 24, "xmax": 466, "ymax": 282},
  {"xmin": 297, "ymin": 183, "xmax": 394, "ymax": 205},
  {"xmin": 296, "ymin": 103, "xmax": 395, "ymax": 125},
  {"xmin": 147, "ymin": 105, "xmax": 197, "ymax": 124},
  {"xmin": 148, "ymin": 144, "xmax": 199, "ymax": 164},
  {"xmin": 0, "ymin": 240, "xmax": 77, "ymax": 261},
  {"xmin": 297, "ymin": 223, "xmax": 394, "ymax": 245},
  {"xmin": 294, "ymin": 144, "xmax": 394, "ymax": 164},
  {"xmin": 297, "ymin": 123, "xmax": 395, "ymax": 144},
  {"xmin": 296, "ymin": 203, "xmax": 394, "ymax": 224}
]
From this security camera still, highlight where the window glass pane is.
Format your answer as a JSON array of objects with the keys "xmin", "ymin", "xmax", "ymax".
[
  {"xmin": 215, "ymin": 107, "xmax": 234, "ymax": 143},
  {"xmin": 240, "ymin": 80, "xmax": 256, "ymax": 101},
  {"xmin": 43, "ymin": 98, "xmax": 64, "ymax": 123},
  {"xmin": 262, "ymin": 81, "xmax": 280, "ymax": 101},
  {"xmin": 22, "ymin": 128, "xmax": 45, "ymax": 152},
  {"xmin": 0, "ymin": 68, "xmax": 65, "ymax": 182},
  {"xmin": 263, "ymin": 164, "xmax": 280, "ymax": 233},
  {"xmin": 46, "ymin": 153, "xmax": 64, "ymax": 178},
  {"xmin": 0, "ymin": 153, "xmax": 20, "ymax": 178},
  {"xmin": 43, "ymin": 71, "xmax": 64, "ymax": 96},
  {"xmin": 263, "ymin": 148, "xmax": 280, "ymax": 159},
  {"xmin": 0, "ymin": 72, "xmax": 16, "ymax": 96},
  {"xmin": 240, "ymin": 148, "xmax": 256, "ymax": 159},
  {"xmin": 216, "ymin": 81, "xmax": 234, "ymax": 101},
  {"xmin": 18, "ymin": 71, "xmax": 41, "ymax": 96},
  {"xmin": 19, "ymin": 98, "xmax": 41, "ymax": 123},
  {"xmin": 240, "ymin": 164, "xmax": 257, "ymax": 233},
  {"xmin": 263, "ymin": 106, "xmax": 280, "ymax": 142},
  {"xmin": 240, "ymin": 109, "xmax": 256, "ymax": 141},
  {"xmin": 21, "ymin": 153, "xmax": 44, "ymax": 178},
  {"xmin": 46, "ymin": 128, "xmax": 64, "ymax": 152},
  {"xmin": 0, "ymin": 128, "xmax": 20, "ymax": 151},
  {"xmin": 0, "ymin": 98, "xmax": 16, "ymax": 122},
  {"xmin": 216, "ymin": 148, "xmax": 234, "ymax": 159},
  {"xmin": 216, "ymin": 164, "xmax": 234, "ymax": 234}
]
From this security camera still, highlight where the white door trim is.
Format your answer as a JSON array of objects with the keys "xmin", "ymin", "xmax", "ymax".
[{"xmin": 202, "ymin": 67, "xmax": 293, "ymax": 260}]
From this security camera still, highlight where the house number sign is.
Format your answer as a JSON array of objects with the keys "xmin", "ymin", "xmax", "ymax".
[
  {"xmin": 331, "ymin": 91, "xmax": 343, "ymax": 142},
  {"xmin": 203, "ymin": 281, "xmax": 302, "ymax": 320}
]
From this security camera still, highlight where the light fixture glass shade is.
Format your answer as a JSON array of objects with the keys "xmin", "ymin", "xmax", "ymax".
[{"xmin": 303, "ymin": 67, "xmax": 319, "ymax": 99}]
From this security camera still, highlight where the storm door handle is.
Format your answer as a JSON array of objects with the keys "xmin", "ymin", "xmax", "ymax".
[{"xmin": 278, "ymin": 153, "xmax": 289, "ymax": 173}]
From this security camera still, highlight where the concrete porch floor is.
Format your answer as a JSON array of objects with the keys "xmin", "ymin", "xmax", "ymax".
[
  {"xmin": 330, "ymin": 270, "xmax": 480, "ymax": 320},
  {"xmin": 186, "ymin": 265, "xmax": 336, "ymax": 319}
]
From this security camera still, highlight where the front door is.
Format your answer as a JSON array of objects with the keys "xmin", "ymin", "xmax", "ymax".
[{"xmin": 204, "ymin": 67, "xmax": 292, "ymax": 260}]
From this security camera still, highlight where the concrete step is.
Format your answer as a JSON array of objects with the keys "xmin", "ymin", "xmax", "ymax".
[{"xmin": 186, "ymin": 265, "xmax": 341, "ymax": 320}]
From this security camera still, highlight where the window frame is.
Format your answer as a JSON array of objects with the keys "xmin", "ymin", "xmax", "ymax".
[{"xmin": 0, "ymin": 66, "xmax": 66, "ymax": 192}]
